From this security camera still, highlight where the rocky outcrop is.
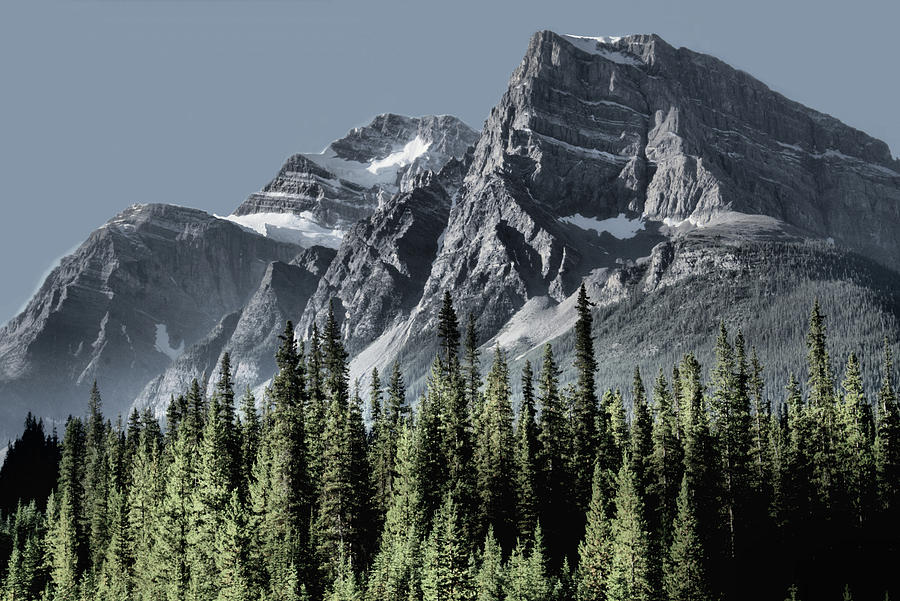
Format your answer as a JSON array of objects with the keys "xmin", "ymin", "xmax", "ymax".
[
  {"xmin": 134, "ymin": 246, "xmax": 335, "ymax": 415},
  {"xmin": 233, "ymin": 114, "xmax": 479, "ymax": 227}
]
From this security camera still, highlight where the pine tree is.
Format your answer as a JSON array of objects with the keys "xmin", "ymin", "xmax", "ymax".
[
  {"xmin": 805, "ymin": 301, "xmax": 839, "ymax": 519},
  {"xmin": 249, "ymin": 320, "xmax": 312, "ymax": 599},
  {"xmin": 536, "ymin": 344, "xmax": 573, "ymax": 562},
  {"xmin": 475, "ymin": 346, "xmax": 516, "ymax": 550},
  {"xmin": 369, "ymin": 366, "xmax": 393, "ymax": 525},
  {"xmin": 438, "ymin": 291, "xmax": 461, "ymax": 368},
  {"xmin": 215, "ymin": 491, "xmax": 254, "ymax": 601},
  {"xmin": 239, "ymin": 387, "xmax": 261, "ymax": 497},
  {"xmin": 678, "ymin": 353, "xmax": 724, "ymax": 591},
  {"xmin": 307, "ymin": 323, "xmax": 328, "ymax": 504},
  {"xmin": 415, "ymin": 359, "xmax": 449, "ymax": 525},
  {"xmin": 422, "ymin": 494, "xmax": 475, "ymax": 601},
  {"xmin": 606, "ymin": 390, "xmax": 628, "ymax": 461},
  {"xmin": 571, "ymin": 284, "xmax": 599, "ymax": 515},
  {"xmin": 875, "ymin": 340, "xmax": 900, "ymax": 519},
  {"xmin": 505, "ymin": 526, "xmax": 550, "ymax": 601},
  {"xmin": 128, "ymin": 425, "xmax": 163, "ymax": 601},
  {"xmin": 188, "ymin": 369, "xmax": 241, "ymax": 601},
  {"xmin": 665, "ymin": 475, "xmax": 711, "ymax": 601},
  {"xmin": 150, "ymin": 427, "xmax": 194, "ymax": 601},
  {"xmin": 367, "ymin": 424, "xmax": 423, "ymax": 601},
  {"xmin": 606, "ymin": 456, "xmax": 656, "ymax": 601},
  {"xmin": 463, "ymin": 314, "xmax": 482, "ymax": 414},
  {"xmin": 515, "ymin": 360, "xmax": 541, "ymax": 545},
  {"xmin": 83, "ymin": 382, "xmax": 110, "ymax": 571},
  {"xmin": 838, "ymin": 352, "xmax": 875, "ymax": 525},
  {"xmin": 576, "ymin": 463, "xmax": 611, "ymax": 601},
  {"xmin": 650, "ymin": 369, "xmax": 682, "ymax": 546},
  {"xmin": 474, "ymin": 528, "xmax": 504, "ymax": 601}
]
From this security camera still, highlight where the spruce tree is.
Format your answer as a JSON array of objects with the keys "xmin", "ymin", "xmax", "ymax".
[
  {"xmin": 475, "ymin": 528, "xmax": 504, "ymax": 601},
  {"xmin": 83, "ymin": 382, "xmax": 110, "ymax": 571},
  {"xmin": 576, "ymin": 463, "xmax": 612, "ymax": 601},
  {"xmin": 838, "ymin": 352, "xmax": 875, "ymax": 525},
  {"xmin": 536, "ymin": 344, "xmax": 572, "ymax": 562},
  {"xmin": 515, "ymin": 360, "xmax": 541, "ymax": 544},
  {"xmin": 571, "ymin": 284, "xmax": 599, "ymax": 515},
  {"xmin": 665, "ymin": 475, "xmax": 711, "ymax": 601},
  {"xmin": 475, "ymin": 347, "xmax": 516, "ymax": 550},
  {"xmin": 606, "ymin": 456, "xmax": 656, "ymax": 601},
  {"xmin": 505, "ymin": 525, "xmax": 550, "ymax": 601},
  {"xmin": 422, "ymin": 494, "xmax": 475, "ymax": 601},
  {"xmin": 650, "ymin": 369, "xmax": 682, "ymax": 546},
  {"xmin": 367, "ymin": 424, "xmax": 424, "ymax": 601},
  {"xmin": 875, "ymin": 340, "xmax": 900, "ymax": 518}
]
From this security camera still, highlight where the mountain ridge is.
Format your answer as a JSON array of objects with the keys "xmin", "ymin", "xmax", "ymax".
[{"xmin": 1, "ymin": 30, "xmax": 899, "ymax": 439}]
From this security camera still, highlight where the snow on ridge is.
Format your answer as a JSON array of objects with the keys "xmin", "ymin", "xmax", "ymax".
[
  {"xmin": 560, "ymin": 213, "xmax": 645, "ymax": 239},
  {"xmin": 367, "ymin": 136, "xmax": 432, "ymax": 175},
  {"xmin": 561, "ymin": 35, "xmax": 641, "ymax": 66},
  {"xmin": 154, "ymin": 324, "xmax": 184, "ymax": 361},
  {"xmin": 218, "ymin": 212, "xmax": 345, "ymax": 249}
]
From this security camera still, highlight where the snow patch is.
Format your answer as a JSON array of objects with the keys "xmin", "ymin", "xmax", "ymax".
[
  {"xmin": 561, "ymin": 35, "xmax": 642, "ymax": 66},
  {"xmin": 561, "ymin": 213, "xmax": 645, "ymax": 239},
  {"xmin": 154, "ymin": 324, "xmax": 184, "ymax": 361},
  {"xmin": 219, "ymin": 212, "xmax": 345, "ymax": 249},
  {"xmin": 367, "ymin": 136, "xmax": 431, "ymax": 175}
]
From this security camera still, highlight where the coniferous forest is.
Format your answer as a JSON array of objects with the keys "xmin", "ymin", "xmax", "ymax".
[{"xmin": 1, "ymin": 288, "xmax": 899, "ymax": 601}]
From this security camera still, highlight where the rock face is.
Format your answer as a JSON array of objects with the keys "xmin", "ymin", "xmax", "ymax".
[
  {"xmin": 225, "ymin": 114, "xmax": 479, "ymax": 247},
  {"xmin": 2, "ymin": 31, "xmax": 900, "ymax": 435},
  {"xmin": 0, "ymin": 204, "xmax": 298, "ymax": 439},
  {"xmin": 134, "ymin": 245, "xmax": 336, "ymax": 416},
  {"xmin": 469, "ymin": 32, "xmax": 900, "ymax": 263}
]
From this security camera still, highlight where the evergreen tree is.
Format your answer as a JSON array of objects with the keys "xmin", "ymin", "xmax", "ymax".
[
  {"xmin": 463, "ymin": 314, "xmax": 482, "ymax": 414},
  {"xmin": 128, "ymin": 425, "xmax": 163, "ymax": 601},
  {"xmin": 215, "ymin": 491, "xmax": 254, "ymax": 601},
  {"xmin": 438, "ymin": 291, "xmax": 461, "ymax": 368},
  {"xmin": 475, "ymin": 347, "xmax": 516, "ymax": 550},
  {"xmin": 422, "ymin": 494, "xmax": 475, "ymax": 601},
  {"xmin": 571, "ymin": 284, "xmax": 599, "ymax": 515},
  {"xmin": 536, "ymin": 344, "xmax": 572, "ymax": 562},
  {"xmin": 505, "ymin": 526, "xmax": 549, "ymax": 601},
  {"xmin": 665, "ymin": 475, "xmax": 711, "ymax": 601},
  {"xmin": 606, "ymin": 456, "xmax": 657, "ymax": 601},
  {"xmin": 837, "ymin": 353, "xmax": 875, "ymax": 525},
  {"xmin": 875, "ymin": 340, "xmax": 900, "ymax": 519},
  {"xmin": 239, "ymin": 387, "xmax": 261, "ymax": 498},
  {"xmin": 150, "ymin": 426, "xmax": 194, "ymax": 601},
  {"xmin": 474, "ymin": 528, "xmax": 504, "ymax": 601},
  {"xmin": 367, "ymin": 425, "xmax": 423, "ymax": 601},
  {"xmin": 249, "ymin": 320, "xmax": 312, "ymax": 599},
  {"xmin": 576, "ymin": 463, "xmax": 611, "ymax": 601},
  {"xmin": 650, "ymin": 369, "xmax": 682, "ymax": 546},
  {"xmin": 515, "ymin": 360, "xmax": 541, "ymax": 545}
]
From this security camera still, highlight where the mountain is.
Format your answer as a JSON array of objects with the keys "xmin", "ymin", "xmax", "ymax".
[{"xmin": 2, "ymin": 32, "xmax": 900, "ymax": 438}]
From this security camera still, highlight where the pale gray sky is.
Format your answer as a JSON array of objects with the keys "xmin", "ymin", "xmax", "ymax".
[{"xmin": 1, "ymin": 0, "xmax": 897, "ymax": 324}]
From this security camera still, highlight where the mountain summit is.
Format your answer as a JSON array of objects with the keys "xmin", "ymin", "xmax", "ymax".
[{"xmin": 1, "ymin": 31, "xmax": 899, "ymax": 440}]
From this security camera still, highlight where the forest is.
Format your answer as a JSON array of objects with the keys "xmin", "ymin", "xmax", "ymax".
[{"xmin": 0, "ymin": 287, "xmax": 898, "ymax": 601}]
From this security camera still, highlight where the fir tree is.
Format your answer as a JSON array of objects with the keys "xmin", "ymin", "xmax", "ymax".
[
  {"xmin": 875, "ymin": 340, "xmax": 900, "ymax": 518},
  {"xmin": 422, "ymin": 494, "xmax": 475, "ymax": 601},
  {"xmin": 606, "ymin": 456, "xmax": 657, "ymax": 601},
  {"xmin": 665, "ymin": 475, "xmax": 711, "ymax": 601},
  {"xmin": 571, "ymin": 284, "xmax": 599, "ymax": 515},
  {"xmin": 536, "ymin": 344, "xmax": 573, "ymax": 562},
  {"xmin": 474, "ymin": 528, "xmax": 504, "ymax": 601},
  {"xmin": 515, "ymin": 360, "xmax": 541, "ymax": 544},
  {"xmin": 505, "ymin": 525, "xmax": 549, "ymax": 601},
  {"xmin": 650, "ymin": 369, "xmax": 683, "ymax": 546},
  {"xmin": 576, "ymin": 463, "xmax": 611, "ymax": 601},
  {"xmin": 367, "ymin": 424, "xmax": 424, "ymax": 601},
  {"xmin": 475, "ymin": 346, "xmax": 516, "ymax": 550}
]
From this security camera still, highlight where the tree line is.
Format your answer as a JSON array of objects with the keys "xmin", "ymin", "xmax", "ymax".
[{"xmin": 1, "ymin": 287, "xmax": 899, "ymax": 601}]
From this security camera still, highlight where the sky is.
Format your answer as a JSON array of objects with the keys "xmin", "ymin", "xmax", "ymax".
[{"xmin": 1, "ymin": 0, "xmax": 898, "ymax": 325}]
